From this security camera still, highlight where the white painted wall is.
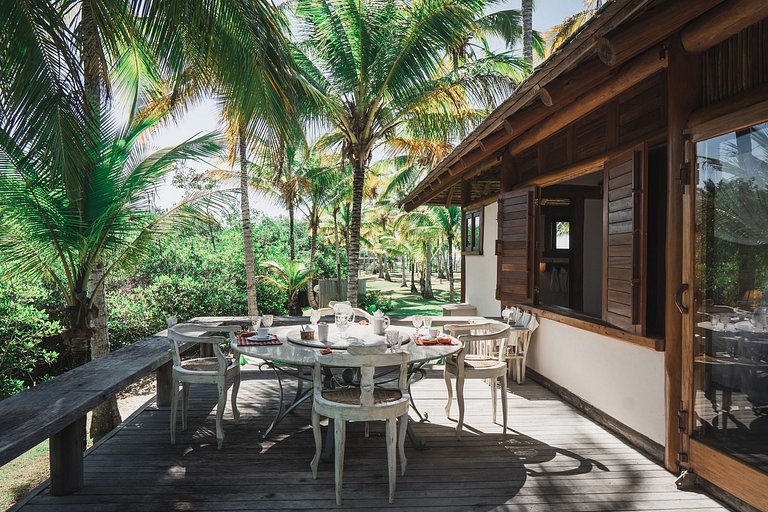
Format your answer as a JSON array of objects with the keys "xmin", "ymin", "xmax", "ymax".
[
  {"xmin": 464, "ymin": 202, "xmax": 501, "ymax": 316},
  {"xmin": 526, "ymin": 317, "xmax": 666, "ymax": 445}
]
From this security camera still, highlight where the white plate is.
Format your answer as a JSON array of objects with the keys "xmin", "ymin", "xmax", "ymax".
[{"xmin": 247, "ymin": 334, "xmax": 273, "ymax": 341}]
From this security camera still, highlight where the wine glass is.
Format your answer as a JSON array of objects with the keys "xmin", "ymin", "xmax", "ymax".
[
  {"xmin": 411, "ymin": 315, "xmax": 423, "ymax": 334},
  {"xmin": 336, "ymin": 312, "xmax": 350, "ymax": 339},
  {"xmin": 309, "ymin": 309, "xmax": 321, "ymax": 326},
  {"xmin": 422, "ymin": 316, "xmax": 433, "ymax": 329},
  {"xmin": 248, "ymin": 315, "xmax": 262, "ymax": 331},
  {"xmin": 262, "ymin": 315, "xmax": 274, "ymax": 328}
]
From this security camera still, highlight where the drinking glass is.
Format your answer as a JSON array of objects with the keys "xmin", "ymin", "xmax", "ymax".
[
  {"xmin": 249, "ymin": 316, "xmax": 262, "ymax": 331},
  {"xmin": 336, "ymin": 312, "xmax": 351, "ymax": 339},
  {"xmin": 309, "ymin": 309, "xmax": 322, "ymax": 325},
  {"xmin": 422, "ymin": 317, "xmax": 433, "ymax": 329},
  {"xmin": 262, "ymin": 315, "xmax": 274, "ymax": 328},
  {"xmin": 411, "ymin": 315, "xmax": 423, "ymax": 335}
]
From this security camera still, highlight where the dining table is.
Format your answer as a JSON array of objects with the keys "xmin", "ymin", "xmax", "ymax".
[{"xmin": 228, "ymin": 321, "xmax": 462, "ymax": 450}]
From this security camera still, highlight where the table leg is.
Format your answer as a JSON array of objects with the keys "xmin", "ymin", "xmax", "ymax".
[{"xmin": 257, "ymin": 363, "xmax": 313, "ymax": 440}]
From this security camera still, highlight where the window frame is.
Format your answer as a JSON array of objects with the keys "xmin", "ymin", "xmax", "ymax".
[{"xmin": 462, "ymin": 207, "xmax": 483, "ymax": 255}]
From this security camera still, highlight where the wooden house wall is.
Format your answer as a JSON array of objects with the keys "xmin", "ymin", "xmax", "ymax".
[
  {"xmin": 702, "ymin": 19, "xmax": 768, "ymax": 106},
  {"xmin": 512, "ymin": 73, "xmax": 667, "ymax": 184}
]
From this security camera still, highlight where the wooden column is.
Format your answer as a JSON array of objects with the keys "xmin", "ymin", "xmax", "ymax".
[
  {"xmin": 156, "ymin": 360, "xmax": 173, "ymax": 407},
  {"xmin": 49, "ymin": 415, "xmax": 85, "ymax": 496},
  {"xmin": 664, "ymin": 36, "xmax": 701, "ymax": 473},
  {"xmin": 500, "ymin": 151, "xmax": 515, "ymax": 193}
]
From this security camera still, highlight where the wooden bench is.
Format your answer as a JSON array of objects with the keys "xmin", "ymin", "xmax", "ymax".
[{"xmin": 0, "ymin": 332, "xmax": 192, "ymax": 496}]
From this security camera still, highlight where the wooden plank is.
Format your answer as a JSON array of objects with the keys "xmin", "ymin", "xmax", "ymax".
[
  {"xmin": 15, "ymin": 371, "xmax": 726, "ymax": 510},
  {"xmin": 681, "ymin": 0, "xmax": 768, "ymax": 53}
]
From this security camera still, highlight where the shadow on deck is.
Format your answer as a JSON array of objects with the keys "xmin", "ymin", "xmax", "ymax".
[{"xmin": 16, "ymin": 369, "xmax": 727, "ymax": 511}]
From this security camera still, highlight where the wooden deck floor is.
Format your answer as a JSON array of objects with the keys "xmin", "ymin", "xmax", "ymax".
[{"xmin": 17, "ymin": 367, "xmax": 730, "ymax": 511}]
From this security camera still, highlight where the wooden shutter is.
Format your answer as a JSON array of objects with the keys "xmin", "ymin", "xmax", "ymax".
[
  {"xmin": 497, "ymin": 187, "xmax": 537, "ymax": 305},
  {"xmin": 603, "ymin": 144, "xmax": 647, "ymax": 335}
]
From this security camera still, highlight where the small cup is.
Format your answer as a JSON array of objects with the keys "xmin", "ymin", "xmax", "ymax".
[
  {"xmin": 256, "ymin": 327, "xmax": 269, "ymax": 338},
  {"xmin": 428, "ymin": 327, "xmax": 440, "ymax": 338},
  {"xmin": 317, "ymin": 322, "xmax": 329, "ymax": 342}
]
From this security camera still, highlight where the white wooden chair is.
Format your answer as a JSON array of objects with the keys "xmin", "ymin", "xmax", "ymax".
[
  {"xmin": 504, "ymin": 313, "xmax": 539, "ymax": 384},
  {"xmin": 310, "ymin": 351, "xmax": 410, "ymax": 505},
  {"xmin": 443, "ymin": 323, "xmax": 511, "ymax": 439},
  {"xmin": 167, "ymin": 323, "xmax": 241, "ymax": 449}
]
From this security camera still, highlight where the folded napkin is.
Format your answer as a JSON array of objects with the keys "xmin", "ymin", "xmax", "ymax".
[
  {"xmin": 237, "ymin": 331, "xmax": 281, "ymax": 346},
  {"xmin": 414, "ymin": 335, "xmax": 455, "ymax": 346}
]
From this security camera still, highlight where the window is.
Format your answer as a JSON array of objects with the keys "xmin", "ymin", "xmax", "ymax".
[
  {"xmin": 497, "ymin": 144, "xmax": 667, "ymax": 338},
  {"xmin": 462, "ymin": 208, "xmax": 483, "ymax": 255}
]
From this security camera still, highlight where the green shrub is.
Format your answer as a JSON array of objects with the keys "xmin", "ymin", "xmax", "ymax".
[
  {"xmin": 359, "ymin": 290, "xmax": 394, "ymax": 313},
  {"xmin": 0, "ymin": 282, "xmax": 62, "ymax": 399}
]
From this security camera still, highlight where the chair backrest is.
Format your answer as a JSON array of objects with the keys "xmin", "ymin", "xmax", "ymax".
[
  {"xmin": 167, "ymin": 316, "xmax": 178, "ymax": 328},
  {"xmin": 444, "ymin": 322, "xmax": 505, "ymax": 337},
  {"xmin": 352, "ymin": 308, "xmax": 373, "ymax": 321},
  {"xmin": 450, "ymin": 324, "xmax": 511, "ymax": 362},
  {"xmin": 167, "ymin": 324, "xmax": 228, "ymax": 372},
  {"xmin": 307, "ymin": 307, "xmax": 335, "ymax": 318},
  {"xmin": 328, "ymin": 300, "xmax": 351, "ymax": 308},
  {"xmin": 312, "ymin": 351, "xmax": 409, "ymax": 407}
]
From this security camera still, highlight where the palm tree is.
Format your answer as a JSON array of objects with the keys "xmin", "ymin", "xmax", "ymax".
[
  {"xmin": 543, "ymin": 1, "xmax": 602, "ymax": 56},
  {"xmin": 292, "ymin": 0, "xmax": 523, "ymax": 306},
  {"xmin": 261, "ymin": 260, "xmax": 314, "ymax": 315},
  {"xmin": 430, "ymin": 206, "xmax": 461, "ymax": 303},
  {"xmin": 0, "ymin": 73, "xmax": 225, "ymax": 367}
]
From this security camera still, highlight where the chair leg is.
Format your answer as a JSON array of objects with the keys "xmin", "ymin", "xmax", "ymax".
[
  {"xmin": 443, "ymin": 369, "xmax": 453, "ymax": 418},
  {"xmin": 501, "ymin": 374, "xmax": 508, "ymax": 438},
  {"xmin": 334, "ymin": 419, "xmax": 346, "ymax": 506},
  {"xmin": 520, "ymin": 359, "xmax": 526, "ymax": 384},
  {"xmin": 182, "ymin": 383, "xmax": 190, "ymax": 430},
  {"xmin": 491, "ymin": 378, "xmax": 497, "ymax": 424},
  {"xmin": 231, "ymin": 371, "xmax": 241, "ymax": 422},
  {"xmin": 364, "ymin": 421, "xmax": 370, "ymax": 438},
  {"xmin": 397, "ymin": 413, "xmax": 408, "ymax": 476},
  {"xmin": 310, "ymin": 409, "xmax": 322, "ymax": 479},
  {"xmin": 170, "ymin": 376, "xmax": 179, "ymax": 444},
  {"xmin": 456, "ymin": 377, "xmax": 465, "ymax": 440},
  {"xmin": 386, "ymin": 418, "xmax": 397, "ymax": 504},
  {"xmin": 216, "ymin": 380, "xmax": 227, "ymax": 450}
]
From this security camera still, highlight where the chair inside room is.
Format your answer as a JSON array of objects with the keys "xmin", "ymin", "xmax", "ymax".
[
  {"xmin": 443, "ymin": 322, "xmax": 511, "ymax": 439},
  {"xmin": 166, "ymin": 322, "xmax": 241, "ymax": 449},
  {"xmin": 310, "ymin": 350, "xmax": 410, "ymax": 505}
]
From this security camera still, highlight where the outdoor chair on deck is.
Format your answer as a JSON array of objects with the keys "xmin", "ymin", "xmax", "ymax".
[
  {"xmin": 503, "ymin": 311, "xmax": 539, "ymax": 384},
  {"xmin": 310, "ymin": 350, "xmax": 410, "ymax": 505},
  {"xmin": 443, "ymin": 323, "xmax": 511, "ymax": 439},
  {"xmin": 167, "ymin": 322, "xmax": 240, "ymax": 449}
]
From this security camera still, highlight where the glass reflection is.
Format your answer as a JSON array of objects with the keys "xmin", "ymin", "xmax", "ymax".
[{"xmin": 694, "ymin": 122, "xmax": 768, "ymax": 473}]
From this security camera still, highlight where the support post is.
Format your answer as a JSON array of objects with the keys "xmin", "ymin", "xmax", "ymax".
[
  {"xmin": 665, "ymin": 36, "xmax": 700, "ymax": 473},
  {"xmin": 49, "ymin": 416, "xmax": 85, "ymax": 496},
  {"xmin": 156, "ymin": 360, "xmax": 173, "ymax": 407}
]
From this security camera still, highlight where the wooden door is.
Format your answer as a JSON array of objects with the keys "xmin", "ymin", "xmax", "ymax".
[
  {"xmin": 497, "ymin": 187, "xmax": 538, "ymax": 305},
  {"xmin": 680, "ymin": 129, "xmax": 768, "ymax": 511}
]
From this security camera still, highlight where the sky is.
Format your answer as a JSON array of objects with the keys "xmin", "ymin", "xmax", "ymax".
[{"xmin": 148, "ymin": 0, "xmax": 587, "ymax": 215}]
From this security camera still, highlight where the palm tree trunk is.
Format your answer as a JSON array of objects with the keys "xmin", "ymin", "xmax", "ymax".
[
  {"xmin": 447, "ymin": 234, "xmax": 455, "ymax": 303},
  {"xmin": 346, "ymin": 151, "xmax": 366, "ymax": 306},
  {"xmin": 239, "ymin": 124, "xmax": 259, "ymax": 316},
  {"xmin": 88, "ymin": 263, "xmax": 121, "ymax": 441},
  {"xmin": 288, "ymin": 201, "xmax": 296, "ymax": 260},
  {"xmin": 333, "ymin": 207, "xmax": 342, "ymax": 301},
  {"xmin": 423, "ymin": 241, "xmax": 434, "ymax": 300},
  {"xmin": 308, "ymin": 217, "xmax": 319, "ymax": 308},
  {"xmin": 401, "ymin": 254, "xmax": 408, "ymax": 287},
  {"xmin": 383, "ymin": 255, "xmax": 391, "ymax": 281},
  {"xmin": 410, "ymin": 259, "xmax": 417, "ymax": 293},
  {"xmin": 522, "ymin": 0, "xmax": 534, "ymax": 65},
  {"xmin": 82, "ymin": 3, "xmax": 121, "ymax": 438}
]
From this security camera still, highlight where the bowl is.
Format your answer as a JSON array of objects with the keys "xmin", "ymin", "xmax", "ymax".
[{"xmin": 299, "ymin": 328, "xmax": 315, "ymax": 340}]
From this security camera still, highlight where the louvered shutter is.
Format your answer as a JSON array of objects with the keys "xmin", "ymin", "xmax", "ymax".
[
  {"xmin": 603, "ymin": 145, "xmax": 647, "ymax": 335},
  {"xmin": 497, "ymin": 187, "xmax": 538, "ymax": 305}
]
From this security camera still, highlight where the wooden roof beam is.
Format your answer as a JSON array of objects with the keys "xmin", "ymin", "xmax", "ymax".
[
  {"xmin": 508, "ymin": 45, "xmax": 668, "ymax": 157},
  {"xmin": 681, "ymin": 0, "xmax": 768, "ymax": 53},
  {"xmin": 596, "ymin": 0, "xmax": 724, "ymax": 66}
]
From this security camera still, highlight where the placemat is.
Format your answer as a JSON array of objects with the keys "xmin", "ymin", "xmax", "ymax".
[
  {"xmin": 237, "ymin": 331, "xmax": 281, "ymax": 346},
  {"xmin": 413, "ymin": 335, "xmax": 456, "ymax": 346}
]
